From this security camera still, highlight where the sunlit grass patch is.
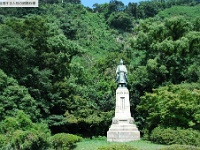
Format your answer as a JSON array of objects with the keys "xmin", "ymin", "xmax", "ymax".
[{"xmin": 75, "ymin": 137, "xmax": 166, "ymax": 150}]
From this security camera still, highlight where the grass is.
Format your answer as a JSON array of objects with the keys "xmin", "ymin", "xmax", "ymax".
[{"xmin": 75, "ymin": 137, "xmax": 166, "ymax": 150}]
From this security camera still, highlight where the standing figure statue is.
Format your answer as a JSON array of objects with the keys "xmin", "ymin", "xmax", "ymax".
[{"xmin": 116, "ymin": 59, "xmax": 128, "ymax": 87}]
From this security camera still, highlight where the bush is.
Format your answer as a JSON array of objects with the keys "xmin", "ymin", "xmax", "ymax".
[
  {"xmin": 160, "ymin": 144, "xmax": 200, "ymax": 150},
  {"xmin": 0, "ymin": 129, "xmax": 50, "ymax": 150},
  {"xmin": 10, "ymin": 129, "xmax": 50, "ymax": 150},
  {"xmin": 49, "ymin": 133, "xmax": 82, "ymax": 150},
  {"xmin": 0, "ymin": 111, "xmax": 51, "ymax": 150},
  {"xmin": 97, "ymin": 144, "xmax": 138, "ymax": 150},
  {"xmin": 0, "ymin": 110, "xmax": 33, "ymax": 134},
  {"xmin": 150, "ymin": 127, "xmax": 200, "ymax": 146}
]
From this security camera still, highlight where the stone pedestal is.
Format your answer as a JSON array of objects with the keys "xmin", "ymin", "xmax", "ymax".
[{"xmin": 107, "ymin": 87, "xmax": 140, "ymax": 142}]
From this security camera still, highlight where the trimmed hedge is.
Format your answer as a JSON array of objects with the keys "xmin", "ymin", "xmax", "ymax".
[
  {"xmin": 97, "ymin": 144, "xmax": 138, "ymax": 150},
  {"xmin": 160, "ymin": 144, "xmax": 200, "ymax": 150},
  {"xmin": 150, "ymin": 127, "xmax": 200, "ymax": 146},
  {"xmin": 49, "ymin": 133, "xmax": 82, "ymax": 150}
]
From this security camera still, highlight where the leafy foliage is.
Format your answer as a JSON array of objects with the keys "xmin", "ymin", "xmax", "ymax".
[
  {"xmin": 137, "ymin": 84, "xmax": 200, "ymax": 132},
  {"xmin": 0, "ymin": 111, "xmax": 51, "ymax": 150},
  {"xmin": 0, "ymin": 69, "xmax": 40, "ymax": 121},
  {"xmin": 49, "ymin": 133, "xmax": 82, "ymax": 150},
  {"xmin": 157, "ymin": 5, "xmax": 200, "ymax": 20},
  {"xmin": 150, "ymin": 127, "xmax": 200, "ymax": 146},
  {"xmin": 107, "ymin": 12, "xmax": 133, "ymax": 31}
]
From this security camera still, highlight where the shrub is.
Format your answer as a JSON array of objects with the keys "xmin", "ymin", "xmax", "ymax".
[
  {"xmin": 49, "ymin": 133, "xmax": 82, "ymax": 150},
  {"xmin": 0, "ymin": 129, "xmax": 50, "ymax": 150},
  {"xmin": 0, "ymin": 110, "xmax": 34, "ymax": 134},
  {"xmin": 150, "ymin": 127, "xmax": 200, "ymax": 146},
  {"xmin": 0, "ymin": 111, "xmax": 51, "ymax": 150},
  {"xmin": 160, "ymin": 144, "xmax": 200, "ymax": 150},
  {"xmin": 10, "ymin": 129, "xmax": 50, "ymax": 150},
  {"xmin": 97, "ymin": 144, "xmax": 138, "ymax": 150}
]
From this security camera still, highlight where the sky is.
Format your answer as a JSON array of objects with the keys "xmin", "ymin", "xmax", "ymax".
[{"xmin": 81, "ymin": 0, "xmax": 145, "ymax": 8}]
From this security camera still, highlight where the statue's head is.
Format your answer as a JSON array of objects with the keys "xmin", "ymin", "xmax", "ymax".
[{"xmin": 120, "ymin": 59, "xmax": 123, "ymax": 65}]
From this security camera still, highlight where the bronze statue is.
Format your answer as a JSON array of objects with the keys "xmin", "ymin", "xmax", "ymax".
[{"xmin": 116, "ymin": 59, "xmax": 128, "ymax": 87}]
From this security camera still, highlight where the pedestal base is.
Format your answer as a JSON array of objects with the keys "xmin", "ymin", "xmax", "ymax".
[
  {"xmin": 107, "ymin": 87, "xmax": 140, "ymax": 142},
  {"xmin": 107, "ymin": 117, "xmax": 140, "ymax": 142}
]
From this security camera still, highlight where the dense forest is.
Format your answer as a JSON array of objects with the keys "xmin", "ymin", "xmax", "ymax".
[{"xmin": 0, "ymin": 0, "xmax": 200, "ymax": 149}]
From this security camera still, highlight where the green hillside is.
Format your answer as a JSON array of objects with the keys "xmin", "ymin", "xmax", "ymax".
[
  {"xmin": 0, "ymin": 0, "xmax": 200, "ymax": 149},
  {"xmin": 157, "ymin": 4, "xmax": 200, "ymax": 20}
]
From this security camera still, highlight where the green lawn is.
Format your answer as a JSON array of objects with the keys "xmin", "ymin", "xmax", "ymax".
[{"xmin": 75, "ymin": 137, "xmax": 166, "ymax": 150}]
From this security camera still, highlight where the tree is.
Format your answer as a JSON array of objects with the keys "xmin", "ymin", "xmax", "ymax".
[
  {"xmin": 138, "ymin": 1, "xmax": 160, "ymax": 18},
  {"xmin": 104, "ymin": 0, "xmax": 125, "ymax": 18},
  {"xmin": 93, "ymin": 3, "xmax": 109, "ymax": 13},
  {"xmin": 107, "ymin": 12, "xmax": 133, "ymax": 31},
  {"xmin": 132, "ymin": 16, "xmax": 199, "ymax": 84},
  {"xmin": 0, "ymin": 69, "xmax": 40, "ymax": 121},
  {"xmin": 137, "ymin": 84, "xmax": 200, "ymax": 133},
  {"xmin": 65, "ymin": 0, "xmax": 81, "ymax": 4},
  {"xmin": 0, "ymin": 25, "xmax": 35, "ymax": 80},
  {"xmin": 125, "ymin": 2, "xmax": 138, "ymax": 18},
  {"xmin": 108, "ymin": 0, "xmax": 125, "ymax": 12},
  {"xmin": 194, "ymin": 17, "xmax": 200, "ymax": 32},
  {"xmin": 165, "ymin": 16, "xmax": 192, "ymax": 40},
  {"xmin": 3, "ymin": 14, "xmax": 85, "ymax": 123}
]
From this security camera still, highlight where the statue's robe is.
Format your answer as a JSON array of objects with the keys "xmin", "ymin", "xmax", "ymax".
[{"xmin": 116, "ymin": 65, "xmax": 128, "ymax": 85}]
